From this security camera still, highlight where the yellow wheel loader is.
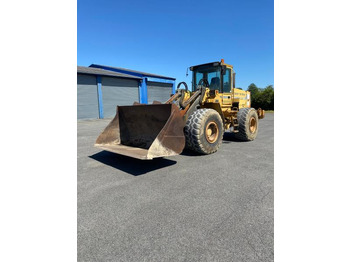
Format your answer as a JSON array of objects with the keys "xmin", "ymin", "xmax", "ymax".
[{"xmin": 95, "ymin": 59, "xmax": 265, "ymax": 160}]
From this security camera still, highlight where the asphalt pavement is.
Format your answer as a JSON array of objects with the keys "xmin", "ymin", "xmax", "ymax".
[{"xmin": 78, "ymin": 113, "xmax": 274, "ymax": 262}]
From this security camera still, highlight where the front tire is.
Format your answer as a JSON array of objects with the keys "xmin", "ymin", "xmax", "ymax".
[{"xmin": 184, "ymin": 109, "xmax": 223, "ymax": 154}]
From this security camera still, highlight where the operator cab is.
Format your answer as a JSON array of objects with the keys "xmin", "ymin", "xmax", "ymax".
[{"xmin": 190, "ymin": 60, "xmax": 235, "ymax": 93}]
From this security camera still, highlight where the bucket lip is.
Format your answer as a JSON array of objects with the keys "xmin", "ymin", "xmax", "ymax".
[
  {"xmin": 94, "ymin": 144, "xmax": 152, "ymax": 159},
  {"xmin": 94, "ymin": 143, "xmax": 180, "ymax": 160}
]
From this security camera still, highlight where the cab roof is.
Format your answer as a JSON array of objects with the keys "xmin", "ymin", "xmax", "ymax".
[{"xmin": 190, "ymin": 61, "xmax": 221, "ymax": 71}]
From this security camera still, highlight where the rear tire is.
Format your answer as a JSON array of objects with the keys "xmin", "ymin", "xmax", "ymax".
[
  {"xmin": 235, "ymin": 108, "xmax": 259, "ymax": 141},
  {"xmin": 184, "ymin": 109, "xmax": 223, "ymax": 154}
]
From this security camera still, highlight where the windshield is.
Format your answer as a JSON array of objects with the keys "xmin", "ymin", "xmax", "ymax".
[{"xmin": 193, "ymin": 66, "xmax": 221, "ymax": 91}]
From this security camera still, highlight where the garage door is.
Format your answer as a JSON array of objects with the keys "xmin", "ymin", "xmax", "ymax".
[
  {"xmin": 102, "ymin": 76, "xmax": 140, "ymax": 118},
  {"xmin": 147, "ymin": 81, "xmax": 173, "ymax": 104},
  {"xmin": 77, "ymin": 74, "xmax": 99, "ymax": 119}
]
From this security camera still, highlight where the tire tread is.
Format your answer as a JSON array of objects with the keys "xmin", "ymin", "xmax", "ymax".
[
  {"xmin": 184, "ymin": 109, "xmax": 223, "ymax": 154},
  {"xmin": 235, "ymin": 108, "xmax": 258, "ymax": 141}
]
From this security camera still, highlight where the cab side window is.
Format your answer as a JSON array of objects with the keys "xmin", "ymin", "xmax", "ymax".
[{"xmin": 223, "ymin": 69, "xmax": 231, "ymax": 93}]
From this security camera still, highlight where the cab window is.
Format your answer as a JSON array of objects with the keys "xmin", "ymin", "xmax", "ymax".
[
  {"xmin": 193, "ymin": 66, "xmax": 221, "ymax": 91},
  {"xmin": 207, "ymin": 71, "xmax": 220, "ymax": 91},
  {"xmin": 223, "ymin": 69, "xmax": 231, "ymax": 93}
]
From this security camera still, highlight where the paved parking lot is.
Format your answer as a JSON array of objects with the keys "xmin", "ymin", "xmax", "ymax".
[{"xmin": 78, "ymin": 113, "xmax": 274, "ymax": 262}]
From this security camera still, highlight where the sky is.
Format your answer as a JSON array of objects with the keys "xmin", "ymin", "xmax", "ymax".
[{"xmin": 78, "ymin": 0, "xmax": 274, "ymax": 90}]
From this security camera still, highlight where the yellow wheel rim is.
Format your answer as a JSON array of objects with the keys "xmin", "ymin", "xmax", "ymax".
[
  {"xmin": 249, "ymin": 117, "xmax": 257, "ymax": 133},
  {"xmin": 205, "ymin": 121, "xmax": 219, "ymax": 143}
]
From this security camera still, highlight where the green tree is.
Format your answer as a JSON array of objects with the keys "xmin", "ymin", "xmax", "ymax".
[
  {"xmin": 247, "ymin": 84, "xmax": 274, "ymax": 110},
  {"xmin": 247, "ymin": 83, "xmax": 259, "ymax": 97},
  {"xmin": 260, "ymin": 85, "xmax": 274, "ymax": 110},
  {"xmin": 248, "ymin": 83, "xmax": 260, "ymax": 109}
]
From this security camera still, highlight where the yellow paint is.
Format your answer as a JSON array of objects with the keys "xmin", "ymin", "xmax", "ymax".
[
  {"xmin": 181, "ymin": 60, "xmax": 253, "ymax": 131},
  {"xmin": 202, "ymin": 61, "xmax": 251, "ymax": 130}
]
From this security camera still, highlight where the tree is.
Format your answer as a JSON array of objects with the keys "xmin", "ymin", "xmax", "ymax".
[
  {"xmin": 247, "ymin": 84, "xmax": 274, "ymax": 110},
  {"xmin": 248, "ymin": 83, "xmax": 260, "ymax": 109},
  {"xmin": 247, "ymin": 83, "xmax": 259, "ymax": 97},
  {"xmin": 260, "ymin": 85, "xmax": 274, "ymax": 110}
]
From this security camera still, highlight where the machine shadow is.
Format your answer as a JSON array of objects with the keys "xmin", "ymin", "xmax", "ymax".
[
  {"xmin": 89, "ymin": 151, "xmax": 177, "ymax": 176},
  {"xmin": 222, "ymin": 132, "xmax": 247, "ymax": 143},
  {"xmin": 180, "ymin": 148, "xmax": 201, "ymax": 157}
]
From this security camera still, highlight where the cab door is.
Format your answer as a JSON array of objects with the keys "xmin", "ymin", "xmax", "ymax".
[{"xmin": 222, "ymin": 68, "xmax": 232, "ymax": 106}]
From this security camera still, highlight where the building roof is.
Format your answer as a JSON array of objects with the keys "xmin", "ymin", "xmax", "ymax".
[
  {"xmin": 89, "ymin": 64, "xmax": 176, "ymax": 80},
  {"xmin": 77, "ymin": 66, "xmax": 142, "ymax": 80}
]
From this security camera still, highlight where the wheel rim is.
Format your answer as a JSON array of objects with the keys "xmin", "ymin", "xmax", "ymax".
[
  {"xmin": 205, "ymin": 121, "xmax": 219, "ymax": 143},
  {"xmin": 249, "ymin": 117, "xmax": 257, "ymax": 133}
]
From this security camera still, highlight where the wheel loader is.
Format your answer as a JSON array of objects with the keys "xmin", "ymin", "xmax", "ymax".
[{"xmin": 95, "ymin": 59, "xmax": 265, "ymax": 160}]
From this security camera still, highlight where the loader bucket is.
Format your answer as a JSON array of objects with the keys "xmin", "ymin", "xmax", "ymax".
[{"xmin": 95, "ymin": 103, "xmax": 186, "ymax": 160}]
